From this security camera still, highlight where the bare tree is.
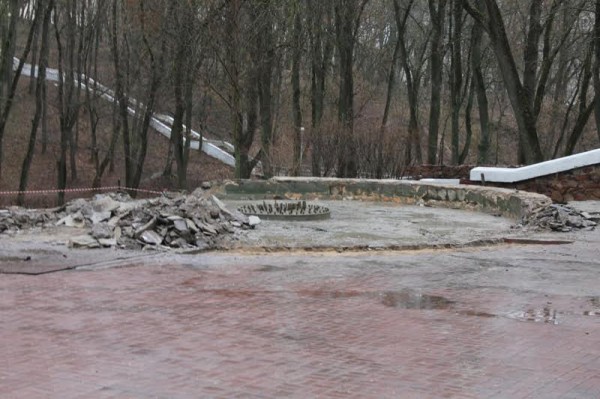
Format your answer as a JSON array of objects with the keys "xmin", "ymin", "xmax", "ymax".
[
  {"xmin": 334, "ymin": 0, "xmax": 368, "ymax": 177},
  {"xmin": 164, "ymin": 0, "xmax": 208, "ymax": 189},
  {"xmin": 110, "ymin": 0, "xmax": 167, "ymax": 194},
  {"xmin": 291, "ymin": 2, "xmax": 303, "ymax": 176},
  {"xmin": 17, "ymin": 0, "xmax": 53, "ymax": 205},
  {"xmin": 462, "ymin": 0, "xmax": 544, "ymax": 164},
  {"xmin": 307, "ymin": 0, "xmax": 334, "ymax": 176},
  {"xmin": 427, "ymin": 0, "xmax": 447, "ymax": 164},
  {"xmin": 376, "ymin": 10, "xmax": 402, "ymax": 178},
  {"xmin": 393, "ymin": 0, "xmax": 428, "ymax": 165},
  {"xmin": 449, "ymin": 0, "xmax": 465, "ymax": 164},
  {"xmin": 470, "ymin": 21, "xmax": 491, "ymax": 164},
  {"xmin": 0, "ymin": 0, "xmax": 38, "ymax": 181},
  {"xmin": 255, "ymin": 0, "xmax": 277, "ymax": 178},
  {"xmin": 594, "ymin": 0, "xmax": 600, "ymax": 142},
  {"xmin": 221, "ymin": 0, "xmax": 259, "ymax": 179}
]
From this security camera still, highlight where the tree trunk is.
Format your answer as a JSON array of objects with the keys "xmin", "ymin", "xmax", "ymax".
[
  {"xmin": 171, "ymin": 89, "xmax": 186, "ymax": 189},
  {"xmin": 110, "ymin": 0, "xmax": 132, "ymax": 187},
  {"xmin": 334, "ymin": 0, "xmax": 364, "ymax": 178},
  {"xmin": 28, "ymin": 8, "xmax": 40, "ymax": 96},
  {"xmin": 181, "ymin": 74, "xmax": 194, "ymax": 188},
  {"xmin": 394, "ymin": 0, "xmax": 421, "ymax": 165},
  {"xmin": 460, "ymin": 78, "xmax": 475, "ymax": 164},
  {"xmin": 427, "ymin": 0, "xmax": 447, "ymax": 165},
  {"xmin": 308, "ymin": 0, "xmax": 332, "ymax": 176},
  {"xmin": 594, "ymin": 0, "xmax": 600, "ymax": 143},
  {"xmin": 463, "ymin": 0, "xmax": 544, "ymax": 164},
  {"xmin": 471, "ymin": 22, "xmax": 490, "ymax": 164},
  {"xmin": 291, "ymin": 6, "xmax": 303, "ymax": 176},
  {"xmin": 565, "ymin": 45, "xmax": 596, "ymax": 156},
  {"xmin": 256, "ymin": 2, "xmax": 275, "ymax": 178},
  {"xmin": 54, "ymin": 0, "xmax": 80, "ymax": 205},
  {"xmin": 377, "ymin": 27, "xmax": 401, "ymax": 178},
  {"xmin": 0, "ymin": 0, "xmax": 38, "ymax": 182},
  {"xmin": 0, "ymin": 0, "xmax": 18, "ymax": 102},
  {"xmin": 450, "ymin": 0, "xmax": 463, "ymax": 165},
  {"xmin": 17, "ymin": 0, "xmax": 53, "ymax": 206},
  {"xmin": 226, "ymin": 1, "xmax": 258, "ymax": 179}
]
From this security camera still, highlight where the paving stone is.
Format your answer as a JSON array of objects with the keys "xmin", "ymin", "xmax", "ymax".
[{"xmin": 1, "ymin": 236, "xmax": 599, "ymax": 398}]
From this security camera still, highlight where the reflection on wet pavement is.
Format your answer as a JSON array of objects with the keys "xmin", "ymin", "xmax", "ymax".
[
  {"xmin": 379, "ymin": 290, "xmax": 454, "ymax": 309},
  {"xmin": 506, "ymin": 307, "xmax": 559, "ymax": 324}
]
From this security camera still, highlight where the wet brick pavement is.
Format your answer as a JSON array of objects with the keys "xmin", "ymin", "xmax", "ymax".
[{"xmin": 1, "ymin": 233, "xmax": 600, "ymax": 399}]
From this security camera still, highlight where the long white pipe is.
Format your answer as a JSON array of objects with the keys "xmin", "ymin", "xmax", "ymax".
[{"xmin": 13, "ymin": 57, "xmax": 236, "ymax": 168}]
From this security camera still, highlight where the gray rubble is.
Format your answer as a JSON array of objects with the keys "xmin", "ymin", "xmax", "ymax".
[
  {"xmin": 0, "ymin": 191, "xmax": 259, "ymax": 251},
  {"xmin": 520, "ymin": 204, "xmax": 598, "ymax": 232}
]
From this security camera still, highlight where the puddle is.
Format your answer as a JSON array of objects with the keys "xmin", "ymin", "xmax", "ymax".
[
  {"xmin": 27, "ymin": 248, "xmax": 64, "ymax": 255},
  {"xmin": 181, "ymin": 277, "xmax": 204, "ymax": 286},
  {"xmin": 506, "ymin": 307, "xmax": 558, "ymax": 324},
  {"xmin": 0, "ymin": 256, "xmax": 31, "ymax": 263},
  {"xmin": 458, "ymin": 310, "xmax": 497, "ymax": 318},
  {"xmin": 201, "ymin": 289, "xmax": 260, "ymax": 298},
  {"xmin": 379, "ymin": 291, "xmax": 454, "ymax": 310},
  {"xmin": 505, "ymin": 305, "xmax": 599, "ymax": 323},
  {"xmin": 297, "ymin": 288, "xmax": 454, "ymax": 309},
  {"xmin": 256, "ymin": 265, "xmax": 286, "ymax": 272},
  {"xmin": 297, "ymin": 289, "xmax": 364, "ymax": 299}
]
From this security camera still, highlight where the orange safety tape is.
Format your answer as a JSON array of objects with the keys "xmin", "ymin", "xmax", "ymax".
[{"xmin": 0, "ymin": 186, "xmax": 165, "ymax": 196}]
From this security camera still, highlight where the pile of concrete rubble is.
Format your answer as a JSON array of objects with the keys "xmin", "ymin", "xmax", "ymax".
[
  {"xmin": 0, "ymin": 189, "xmax": 259, "ymax": 250},
  {"xmin": 520, "ymin": 204, "xmax": 598, "ymax": 232}
]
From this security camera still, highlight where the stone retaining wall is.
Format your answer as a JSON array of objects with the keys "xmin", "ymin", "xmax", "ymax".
[
  {"xmin": 217, "ymin": 177, "xmax": 552, "ymax": 220},
  {"xmin": 401, "ymin": 164, "xmax": 473, "ymax": 180},
  {"xmin": 481, "ymin": 165, "xmax": 600, "ymax": 203}
]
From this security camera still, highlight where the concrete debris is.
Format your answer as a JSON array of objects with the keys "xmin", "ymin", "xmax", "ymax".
[
  {"xmin": 90, "ymin": 211, "xmax": 112, "ymax": 225},
  {"xmin": 248, "ymin": 216, "xmax": 261, "ymax": 227},
  {"xmin": 91, "ymin": 223, "xmax": 114, "ymax": 240},
  {"xmin": 98, "ymin": 238, "xmax": 117, "ymax": 248},
  {"xmin": 521, "ymin": 204, "xmax": 598, "ymax": 232},
  {"xmin": 57, "ymin": 211, "xmax": 86, "ymax": 228},
  {"xmin": 0, "ymin": 191, "xmax": 258, "ymax": 251},
  {"xmin": 211, "ymin": 195, "xmax": 249, "ymax": 225},
  {"xmin": 69, "ymin": 235, "xmax": 101, "ymax": 249},
  {"xmin": 92, "ymin": 196, "xmax": 121, "ymax": 213},
  {"xmin": 139, "ymin": 230, "xmax": 163, "ymax": 246}
]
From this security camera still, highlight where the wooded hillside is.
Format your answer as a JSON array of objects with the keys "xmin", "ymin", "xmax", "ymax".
[{"xmin": 1, "ymin": 0, "xmax": 600, "ymax": 205}]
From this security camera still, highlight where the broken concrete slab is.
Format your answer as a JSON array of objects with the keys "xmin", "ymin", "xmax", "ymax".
[
  {"xmin": 90, "ymin": 211, "xmax": 112, "ymax": 225},
  {"xmin": 91, "ymin": 195, "xmax": 122, "ymax": 213},
  {"xmin": 139, "ymin": 230, "xmax": 163, "ymax": 246},
  {"xmin": 91, "ymin": 223, "xmax": 114, "ymax": 240},
  {"xmin": 69, "ymin": 235, "xmax": 100, "ymax": 249},
  {"xmin": 211, "ymin": 195, "xmax": 249, "ymax": 225},
  {"xmin": 57, "ymin": 211, "xmax": 86, "ymax": 228},
  {"xmin": 98, "ymin": 238, "xmax": 117, "ymax": 247},
  {"xmin": 248, "ymin": 216, "xmax": 261, "ymax": 227},
  {"xmin": 134, "ymin": 217, "xmax": 157, "ymax": 238},
  {"xmin": 1, "ymin": 191, "xmax": 258, "ymax": 251}
]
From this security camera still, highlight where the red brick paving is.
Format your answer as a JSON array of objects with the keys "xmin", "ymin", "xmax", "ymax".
[{"xmin": 1, "ymin": 255, "xmax": 599, "ymax": 399}]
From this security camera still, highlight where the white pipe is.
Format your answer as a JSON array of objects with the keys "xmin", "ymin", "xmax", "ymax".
[{"xmin": 13, "ymin": 57, "xmax": 237, "ymax": 168}]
